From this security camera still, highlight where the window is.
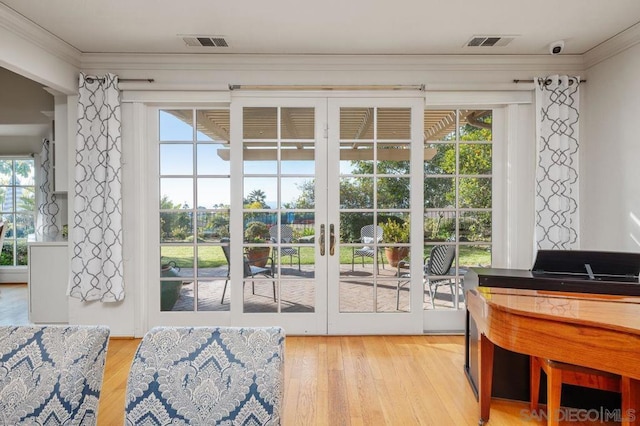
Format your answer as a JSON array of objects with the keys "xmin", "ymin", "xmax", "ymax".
[
  {"xmin": 0, "ymin": 158, "xmax": 35, "ymax": 266},
  {"xmin": 424, "ymin": 110, "xmax": 492, "ymax": 309},
  {"xmin": 158, "ymin": 108, "xmax": 231, "ymax": 312}
]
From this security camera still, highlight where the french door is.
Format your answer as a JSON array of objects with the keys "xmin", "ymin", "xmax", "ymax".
[{"xmin": 150, "ymin": 95, "xmax": 424, "ymax": 334}]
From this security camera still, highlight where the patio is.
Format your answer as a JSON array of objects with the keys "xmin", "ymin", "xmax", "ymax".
[{"xmin": 166, "ymin": 263, "xmax": 465, "ymax": 313}]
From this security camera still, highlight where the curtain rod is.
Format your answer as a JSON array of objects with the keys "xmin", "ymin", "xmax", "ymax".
[
  {"xmin": 84, "ymin": 77, "xmax": 155, "ymax": 84},
  {"xmin": 229, "ymin": 84, "xmax": 425, "ymax": 91},
  {"xmin": 513, "ymin": 78, "xmax": 585, "ymax": 84}
]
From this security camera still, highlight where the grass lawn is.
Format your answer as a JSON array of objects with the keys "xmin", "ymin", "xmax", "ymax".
[{"xmin": 160, "ymin": 243, "xmax": 491, "ymax": 269}]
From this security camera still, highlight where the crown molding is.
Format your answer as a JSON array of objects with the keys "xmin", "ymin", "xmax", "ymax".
[
  {"xmin": 584, "ymin": 21, "xmax": 640, "ymax": 69},
  {"xmin": 0, "ymin": 3, "xmax": 80, "ymax": 67},
  {"xmin": 80, "ymin": 53, "xmax": 585, "ymax": 73}
]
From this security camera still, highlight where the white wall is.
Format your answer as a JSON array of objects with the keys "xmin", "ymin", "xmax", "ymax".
[{"xmin": 581, "ymin": 43, "xmax": 640, "ymax": 252}]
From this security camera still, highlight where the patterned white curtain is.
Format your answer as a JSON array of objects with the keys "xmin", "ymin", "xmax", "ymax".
[
  {"xmin": 535, "ymin": 75, "xmax": 581, "ymax": 249},
  {"xmin": 35, "ymin": 138, "xmax": 60, "ymax": 239},
  {"xmin": 68, "ymin": 73, "xmax": 123, "ymax": 302}
]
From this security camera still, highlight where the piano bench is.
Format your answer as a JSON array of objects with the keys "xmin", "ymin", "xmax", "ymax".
[{"xmin": 530, "ymin": 357, "xmax": 629, "ymax": 426}]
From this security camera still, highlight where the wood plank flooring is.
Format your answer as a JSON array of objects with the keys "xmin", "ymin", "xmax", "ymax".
[
  {"xmin": 97, "ymin": 335, "xmax": 617, "ymax": 425},
  {"xmin": 0, "ymin": 285, "xmax": 618, "ymax": 425}
]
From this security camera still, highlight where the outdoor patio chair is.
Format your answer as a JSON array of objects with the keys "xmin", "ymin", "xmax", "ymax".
[
  {"xmin": 269, "ymin": 224, "xmax": 301, "ymax": 271},
  {"xmin": 0, "ymin": 325, "xmax": 110, "ymax": 425},
  {"xmin": 352, "ymin": 224, "xmax": 385, "ymax": 272},
  {"xmin": 425, "ymin": 244, "xmax": 457, "ymax": 308},
  {"xmin": 396, "ymin": 244, "xmax": 457, "ymax": 309},
  {"xmin": 220, "ymin": 238, "xmax": 276, "ymax": 303},
  {"xmin": 124, "ymin": 326, "xmax": 284, "ymax": 425}
]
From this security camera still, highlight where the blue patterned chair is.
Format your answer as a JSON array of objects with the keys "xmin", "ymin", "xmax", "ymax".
[
  {"xmin": 0, "ymin": 325, "xmax": 111, "ymax": 425},
  {"xmin": 125, "ymin": 326, "xmax": 285, "ymax": 425}
]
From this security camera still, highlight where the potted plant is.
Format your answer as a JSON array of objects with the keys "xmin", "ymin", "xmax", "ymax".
[
  {"xmin": 381, "ymin": 219, "xmax": 410, "ymax": 267},
  {"xmin": 244, "ymin": 221, "xmax": 271, "ymax": 267}
]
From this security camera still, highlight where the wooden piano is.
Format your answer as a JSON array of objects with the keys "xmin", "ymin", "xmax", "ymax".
[{"xmin": 464, "ymin": 250, "xmax": 640, "ymax": 424}]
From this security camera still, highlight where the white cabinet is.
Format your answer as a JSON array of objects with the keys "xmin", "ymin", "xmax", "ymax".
[{"xmin": 28, "ymin": 242, "xmax": 69, "ymax": 323}]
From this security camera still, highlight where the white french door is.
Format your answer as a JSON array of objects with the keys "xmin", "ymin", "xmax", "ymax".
[
  {"xmin": 326, "ymin": 98, "xmax": 424, "ymax": 334},
  {"xmin": 148, "ymin": 95, "xmax": 425, "ymax": 334}
]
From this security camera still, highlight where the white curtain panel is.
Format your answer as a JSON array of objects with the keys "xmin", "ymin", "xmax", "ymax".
[
  {"xmin": 35, "ymin": 138, "xmax": 60, "ymax": 239},
  {"xmin": 534, "ymin": 75, "xmax": 581, "ymax": 250},
  {"xmin": 69, "ymin": 73, "xmax": 124, "ymax": 302}
]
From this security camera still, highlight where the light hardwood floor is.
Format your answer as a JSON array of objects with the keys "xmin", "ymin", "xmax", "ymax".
[
  {"xmin": 97, "ymin": 336, "xmax": 617, "ymax": 425},
  {"xmin": 0, "ymin": 285, "xmax": 617, "ymax": 425}
]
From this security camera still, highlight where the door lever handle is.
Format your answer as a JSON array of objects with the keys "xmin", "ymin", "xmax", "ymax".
[
  {"xmin": 329, "ymin": 224, "xmax": 335, "ymax": 256},
  {"xmin": 319, "ymin": 224, "xmax": 325, "ymax": 256}
]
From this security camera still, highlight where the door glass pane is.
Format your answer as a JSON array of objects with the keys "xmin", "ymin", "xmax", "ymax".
[
  {"xmin": 377, "ymin": 143, "xmax": 410, "ymax": 173},
  {"xmin": 197, "ymin": 178, "xmax": 230, "ymax": 209},
  {"xmin": 197, "ymin": 143, "xmax": 229, "ymax": 175},
  {"xmin": 424, "ymin": 211, "xmax": 456, "ymax": 242},
  {"xmin": 160, "ymin": 246, "xmax": 192, "ymax": 312},
  {"xmin": 160, "ymin": 212, "xmax": 193, "ymax": 243},
  {"xmin": 281, "ymin": 108, "xmax": 315, "ymax": 139},
  {"xmin": 424, "ymin": 143, "xmax": 455, "ymax": 175},
  {"xmin": 196, "ymin": 246, "xmax": 228, "ymax": 312},
  {"xmin": 377, "ymin": 177, "xmax": 410, "ymax": 209},
  {"xmin": 377, "ymin": 108, "xmax": 411, "ymax": 140},
  {"xmin": 243, "ymin": 107, "xmax": 277, "ymax": 139},
  {"xmin": 340, "ymin": 279, "xmax": 374, "ymax": 312},
  {"xmin": 243, "ymin": 141, "xmax": 278, "ymax": 174},
  {"xmin": 340, "ymin": 108, "xmax": 374, "ymax": 140},
  {"xmin": 281, "ymin": 177, "xmax": 314, "ymax": 209},
  {"xmin": 196, "ymin": 109, "xmax": 230, "ymax": 142},
  {"xmin": 424, "ymin": 110, "xmax": 457, "ymax": 141},
  {"xmin": 459, "ymin": 178, "xmax": 492, "ymax": 208},
  {"xmin": 460, "ymin": 144, "xmax": 492, "ymax": 175},
  {"xmin": 340, "ymin": 177, "xmax": 373, "ymax": 209},
  {"xmin": 160, "ymin": 178, "xmax": 193, "ymax": 209},
  {"xmin": 424, "ymin": 177, "xmax": 454, "ymax": 209},
  {"xmin": 340, "ymin": 142, "xmax": 373, "ymax": 174},
  {"xmin": 160, "ymin": 144, "xmax": 193, "ymax": 175},
  {"xmin": 460, "ymin": 110, "xmax": 492, "ymax": 140},
  {"xmin": 244, "ymin": 178, "xmax": 277, "ymax": 209},
  {"xmin": 160, "ymin": 110, "xmax": 193, "ymax": 141},
  {"xmin": 281, "ymin": 142, "xmax": 315, "ymax": 174},
  {"xmin": 460, "ymin": 211, "xmax": 491, "ymax": 243},
  {"xmin": 197, "ymin": 211, "xmax": 229, "ymax": 243}
]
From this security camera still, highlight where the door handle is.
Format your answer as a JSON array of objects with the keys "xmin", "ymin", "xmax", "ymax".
[
  {"xmin": 329, "ymin": 224, "xmax": 335, "ymax": 256},
  {"xmin": 319, "ymin": 224, "xmax": 325, "ymax": 256}
]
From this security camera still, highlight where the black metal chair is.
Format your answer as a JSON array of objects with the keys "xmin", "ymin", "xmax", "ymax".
[
  {"xmin": 220, "ymin": 238, "xmax": 276, "ymax": 303},
  {"xmin": 424, "ymin": 244, "xmax": 456, "ymax": 308}
]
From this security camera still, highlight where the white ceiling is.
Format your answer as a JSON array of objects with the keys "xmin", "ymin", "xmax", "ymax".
[{"xmin": 2, "ymin": 0, "xmax": 640, "ymax": 55}]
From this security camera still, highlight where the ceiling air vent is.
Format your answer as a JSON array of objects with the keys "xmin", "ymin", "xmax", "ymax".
[
  {"xmin": 181, "ymin": 35, "xmax": 229, "ymax": 48},
  {"xmin": 465, "ymin": 35, "xmax": 516, "ymax": 48}
]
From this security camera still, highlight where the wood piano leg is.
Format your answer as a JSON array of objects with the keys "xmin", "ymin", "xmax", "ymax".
[
  {"xmin": 546, "ymin": 364, "xmax": 562, "ymax": 426},
  {"xmin": 621, "ymin": 377, "xmax": 640, "ymax": 426},
  {"xmin": 479, "ymin": 334, "xmax": 494, "ymax": 424},
  {"xmin": 530, "ymin": 356, "xmax": 541, "ymax": 411}
]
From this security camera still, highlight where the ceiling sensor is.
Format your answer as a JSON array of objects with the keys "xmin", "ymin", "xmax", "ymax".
[
  {"xmin": 180, "ymin": 35, "xmax": 229, "ymax": 47},
  {"xmin": 464, "ymin": 35, "xmax": 517, "ymax": 48}
]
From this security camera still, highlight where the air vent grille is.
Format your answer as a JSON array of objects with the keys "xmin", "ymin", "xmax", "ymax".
[
  {"xmin": 465, "ymin": 35, "xmax": 516, "ymax": 48},
  {"xmin": 181, "ymin": 36, "xmax": 229, "ymax": 48}
]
